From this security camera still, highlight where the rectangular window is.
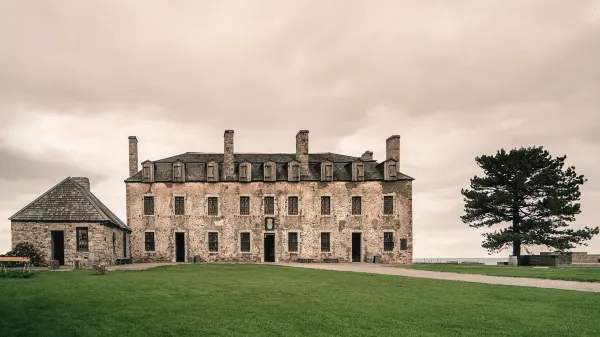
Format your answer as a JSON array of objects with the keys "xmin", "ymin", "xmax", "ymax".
[
  {"xmin": 288, "ymin": 232, "xmax": 299, "ymax": 252},
  {"xmin": 264, "ymin": 163, "xmax": 273, "ymax": 180},
  {"xmin": 324, "ymin": 164, "xmax": 333, "ymax": 180},
  {"xmin": 208, "ymin": 197, "xmax": 218, "ymax": 216},
  {"xmin": 388, "ymin": 162, "xmax": 397, "ymax": 178},
  {"xmin": 174, "ymin": 196, "xmax": 185, "ymax": 215},
  {"xmin": 288, "ymin": 196, "xmax": 299, "ymax": 215},
  {"xmin": 76, "ymin": 227, "xmax": 88, "ymax": 251},
  {"xmin": 383, "ymin": 196, "xmax": 394, "ymax": 215},
  {"xmin": 384, "ymin": 232, "xmax": 394, "ymax": 251},
  {"xmin": 352, "ymin": 196, "xmax": 362, "ymax": 215},
  {"xmin": 174, "ymin": 165, "xmax": 182, "ymax": 179},
  {"xmin": 208, "ymin": 232, "xmax": 219, "ymax": 252},
  {"xmin": 240, "ymin": 232, "xmax": 250, "ymax": 253},
  {"xmin": 144, "ymin": 196, "xmax": 154, "ymax": 215},
  {"xmin": 400, "ymin": 238, "xmax": 408, "ymax": 251},
  {"xmin": 264, "ymin": 196, "xmax": 274, "ymax": 215},
  {"xmin": 320, "ymin": 232, "xmax": 330, "ymax": 252},
  {"xmin": 145, "ymin": 232, "xmax": 155, "ymax": 252},
  {"xmin": 112, "ymin": 232, "xmax": 116, "ymax": 254},
  {"xmin": 291, "ymin": 165, "xmax": 299, "ymax": 180},
  {"xmin": 321, "ymin": 196, "xmax": 331, "ymax": 215},
  {"xmin": 207, "ymin": 165, "xmax": 214, "ymax": 178},
  {"xmin": 240, "ymin": 165, "xmax": 247, "ymax": 178},
  {"xmin": 240, "ymin": 196, "xmax": 250, "ymax": 215}
]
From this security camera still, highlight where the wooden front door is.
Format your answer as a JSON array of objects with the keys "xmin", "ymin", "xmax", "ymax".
[
  {"xmin": 264, "ymin": 233, "xmax": 275, "ymax": 262},
  {"xmin": 175, "ymin": 232, "xmax": 185, "ymax": 262},
  {"xmin": 51, "ymin": 231, "xmax": 65, "ymax": 265},
  {"xmin": 352, "ymin": 232, "xmax": 361, "ymax": 262}
]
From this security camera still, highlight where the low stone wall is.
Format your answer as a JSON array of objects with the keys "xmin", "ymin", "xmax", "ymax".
[
  {"xmin": 517, "ymin": 254, "xmax": 571, "ymax": 267},
  {"xmin": 571, "ymin": 252, "xmax": 600, "ymax": 264}
]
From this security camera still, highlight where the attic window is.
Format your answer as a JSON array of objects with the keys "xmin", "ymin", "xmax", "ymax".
[
  {"xmin": 142, "ymin": 162, "xmax": 154, "ymax": 183},
  {"xmin": 352, "ymin": 162, "xmax": 365, "ymax": 181},
  {"xmin": 264, "ymin": 162, "xmax": 276, "ymax": 182},
  {"xmin": 288, "ymin": 162, "xmax": 300, "ymax": 181},
  {"xmin": 321, "ymin": 162, "xmax": 333, "ymax": 181},
  {"xmin": 239, "ymin": 162, "xmax": 251, "ymax": 182},
  {"xmin": 173, "ymin": 162, "xmax": 185, "ymax": 182},
  {"xmin": 385, "ymin": 160, "xmax": 398, "ymax": 180},
  {"xmin": 207, "ymin": 162, "xmax": 219, "ymax": 182}
]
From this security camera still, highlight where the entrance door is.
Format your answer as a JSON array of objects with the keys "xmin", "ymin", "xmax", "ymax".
[
  {"xmin": 264, "ymin": 233, "xmax": 275, "ymax": 262},
  {"xmin": 175, "ymin": 232, "xmax": 185, "ymax": 262},
  {"xmin": 51, "ymin": 231, "xmax": 65, "ymax": 265},
  {"xmin": 352, "ymin": 232, "xmax": 361, "ymax": 262}
]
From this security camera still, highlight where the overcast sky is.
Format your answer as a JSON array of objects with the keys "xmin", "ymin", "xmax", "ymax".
[{"xmin": 1, "ymin": 1, "xmax": 599, "ymax": 258}]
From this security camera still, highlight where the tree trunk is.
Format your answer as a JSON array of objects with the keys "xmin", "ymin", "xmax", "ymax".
[{"xmin": 512, "ymin": 241, "xmax": 521, "ymax": 257}]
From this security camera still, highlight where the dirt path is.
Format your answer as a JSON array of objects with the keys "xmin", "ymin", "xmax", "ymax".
[{"xmin": 275, "ymin": 262, "xmax": 600, "ymax": 293}]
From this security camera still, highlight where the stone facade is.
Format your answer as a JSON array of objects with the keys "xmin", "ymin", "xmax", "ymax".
[
  {"xmin": 125, "ymin": 130, "xmax": 414, "ymax": 264},
  {"xmin": 126, "ymin": 180, "xmax": 412, "ymax": 263},
  {"xmin": 11, "ymin": 222, "xmax": 130, "ymax": 266}
]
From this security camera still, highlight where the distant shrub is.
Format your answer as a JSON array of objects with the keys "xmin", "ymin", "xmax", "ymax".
[
  {"xmin": 0, "ymin": 271, "xmax": 37, "ymax": 279},
  {"xmin": 1, "ymin": 242, "xmax": 48, "ymax": 267}
]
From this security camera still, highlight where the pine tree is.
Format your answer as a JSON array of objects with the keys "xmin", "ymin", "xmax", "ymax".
[{"xmin": 461, "ymin": 146, "xmax": 598, "ymax": 256}]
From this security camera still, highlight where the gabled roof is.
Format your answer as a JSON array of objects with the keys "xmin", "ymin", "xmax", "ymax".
[{"xmin": 9, "ymin": 177, "xmax": 129, "ymax": 230}]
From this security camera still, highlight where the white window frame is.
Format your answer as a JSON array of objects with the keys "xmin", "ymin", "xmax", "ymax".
[
  {"xmin": 143, "ymin": 193, "xmax": 155, "ymax": 217},
  {"xmin": 207, "ymin": 231, "xmax": 220, "ymax": 254},
  {"xmin": 263, "ymin": 194, "xmax": 277, "ymax": 216},
  {"xmin": 319, "ymin": 231, "xmax": 332, "ymax": 253},
  {"xmin": 286, "ymin": 195, "xmax": 300, "ymax": 216},
  {"xmin": 144, "ymin": 230, "xmax": 156, "ymax": 253},
  {"xmin": 382, "ymin": 193, "xmax": 396, "ymax": 217},
  {"xmin": 351, "ymin": 194, "xmax": 363, "ymax": 216},
  {"xmin": 206, "ymin": 195, "xmax": 220, "ymax": 217},
  {"xmin": 319, "ymin": 195, "xmax": 332, "ymax": 217},
  {"xmin": 239, "ymin": 195, "xmax": 251, "ymax": 216},
  {"xmin": 239, "ymin": 231, "xmax": 251, "ymax": 253},
  {"xmin": 173, "ymin": 194, "xmax": 186, "ymax": 216},
  {"xmin": 285, "ymin": 230, "xmax": 301, "ymax": 253}
]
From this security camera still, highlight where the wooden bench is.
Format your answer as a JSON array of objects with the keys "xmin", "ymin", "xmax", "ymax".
[
  {"xmin": 116, "ymin": 258, "xmax": 131, "ymax": 265},
  {"xmin": 297, "ymin": 258, "xmax": 314, "ymax": 263},
  {"xmin": 323, "ymin": 258, "xmax": 339, "ymax": 263},
  {"xmin": 0, "ymin": 257, "xmax": 31, "ymax": 272}
]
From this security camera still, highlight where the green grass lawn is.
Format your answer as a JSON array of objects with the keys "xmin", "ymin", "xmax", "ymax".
[
  {"xmin": 1, "ymin": 265, "xmax": 599, "ymax": 337},
  {"xmin": 403, "ymin": 264, "xmax": 600, "ymax": 282}
]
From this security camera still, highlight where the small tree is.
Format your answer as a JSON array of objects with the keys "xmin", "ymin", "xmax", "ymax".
[
  {"xmin": 461, "ymin": 146, "xmax": 598, "ymax": 256},
  {"xmin": 3, "ymin": 242, "xmax": 48, "ymax": 267}
]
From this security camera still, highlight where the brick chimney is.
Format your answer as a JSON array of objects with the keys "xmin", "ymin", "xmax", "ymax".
[
  {"xmin": 386, "ymin": 135, "xmax": 400, "ymax": 165},
  {"xmin": 72, "ymin": 177, "xmax": 90, "ymax": 192},
  {"xmin": 223, "ymin": 130, "xmax": 235, "ymax": 181},
  {"xmin": 129, "ymin": 136, "xmax": 138, "ymax": 177},
  {"xmin": 361, "ymin": 151, "xmax": 373, "ymax": 161},
  {"xmin": 296, "ymin": 130, "xmax": 309, "ymax": 178}
]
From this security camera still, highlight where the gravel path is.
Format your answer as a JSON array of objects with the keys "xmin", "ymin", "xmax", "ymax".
[{"xmin": 275, "ymin": 262, "xmax": 600, "ymax": 293}]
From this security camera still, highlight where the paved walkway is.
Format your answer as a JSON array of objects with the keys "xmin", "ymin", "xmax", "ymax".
[
  {"xmin": 275, "ymin": 262, "xmax": 600, "ymax": 293},
  {"xmin": 107, "ymin": 262, "xmax": 182, "ymax": 271}
]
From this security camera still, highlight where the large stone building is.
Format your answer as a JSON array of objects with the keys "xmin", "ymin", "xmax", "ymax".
[
  {"xmin": 125, "ymin": 130, "xmax": 414, "ymax": 264},
  {"xmin": 9, "ymin": 177, "xmax": 131, "ymax": 266}
]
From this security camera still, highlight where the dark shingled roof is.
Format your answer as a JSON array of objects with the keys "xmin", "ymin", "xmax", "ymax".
[
  {"xmin": 9, "ymin": 177, "xmax": 129, "ymax": 230},
  {"xmin": 126, "ymin": 152, "xmax": 414, "ymax": 182}
]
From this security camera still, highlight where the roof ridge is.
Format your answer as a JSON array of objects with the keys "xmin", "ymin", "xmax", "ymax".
[
  {"xmin": 9, "ymin": 177, "xmax": 72, "ymax": 220},
  {"xmin": 65, "ymin": 178, "xmax": 111, "ymax": 222}
]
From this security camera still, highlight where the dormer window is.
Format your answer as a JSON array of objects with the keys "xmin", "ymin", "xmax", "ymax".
[
  {"xmin": 288, "ymin": 161, "xmax": 300, "ymax": 182},
  {"xmin": 239, "ymin": 162, "xmax": 251, "ymax": 182},
  {"xmin": 384, "ymin": 160, "xmax": 398, "ymax": 180},
  {"xmin": 173, "ymin": 161, "xmax": 185, "ymax": 183},
  {"xmin": 142, "ymin": 161, "xmax": 154, "ymax": 183},
  {"xmin": 207, "ymin": 161, "xmax": 219, "ymax": 182},
  {"xmin": 321, "ymin": 161, "xmax": 333, "ymax": 181},
  {"xmin": 352, "ymin": 162, "xmax": 365, "ymax": 181},
  {"xmin": 264, "ymin": 161, "xmax": 276, "ymax": 182}
]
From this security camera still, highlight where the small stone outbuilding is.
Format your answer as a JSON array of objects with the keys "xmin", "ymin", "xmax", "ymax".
[{"xmin": 9, "ymin": 177, "xmax": 131, "ymax": 266}]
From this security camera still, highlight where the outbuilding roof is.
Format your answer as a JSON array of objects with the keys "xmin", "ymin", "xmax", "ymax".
[{"xmin": 9, "ymin": 177, "xmax": 129, "ymax": 231}]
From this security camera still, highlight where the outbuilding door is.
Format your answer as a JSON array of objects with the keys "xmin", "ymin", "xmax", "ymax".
[
  {"xmin": 264, "ymin": 233, "xmax": 275, "ymax": 262},
  {"xmin": 51, "ymin": 231, "xmax": 65, "ymax": 265}
]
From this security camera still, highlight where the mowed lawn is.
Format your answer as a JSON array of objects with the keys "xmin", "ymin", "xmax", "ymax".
[
  {"xmin": 1, "ymin": 265, "xmax": 599, "ymax": 337},
  {"xmin": 403, "ymin": 264, "xmax": 600, "ymax": 282}
]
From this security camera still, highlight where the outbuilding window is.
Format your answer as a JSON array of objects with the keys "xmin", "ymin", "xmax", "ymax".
[
  {"xmin": 320, "ymin": 232, "xmax": 331, "ymax": 252},
  {"xmin": 288, "ymin": 232, "xmax": 299, "ymax": 252},
  {"xmin": 145, "ymin": 232, "xmax": 155, "ymax": 252},
  {"xmin": 208, "ymin": 232, "xmax": 219, "ymax": 252},
  {"xmin": 240, "ymin": 232, "xmax": 251, "ymax": 253},
  {"xmin": 76, "ymin": 227, "xmax": 89, "ymax": 251},
  {"xmin": 384, "ymin": 232, "xmax": 394, "ymax": 251}
]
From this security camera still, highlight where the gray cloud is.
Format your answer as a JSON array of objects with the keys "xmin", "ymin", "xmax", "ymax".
[{"xmin": 0, "ymin": 1, "xmax": 598, "ymax": 256}]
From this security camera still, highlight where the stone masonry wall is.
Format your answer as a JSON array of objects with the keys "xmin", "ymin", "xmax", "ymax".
[
  {"xmin": 11, "ymin": 222, "xmax": 130, "ymax": 266},
  {"xmin": 126, "ymin": 180, "xmax": 413, "ymax": 264}
]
